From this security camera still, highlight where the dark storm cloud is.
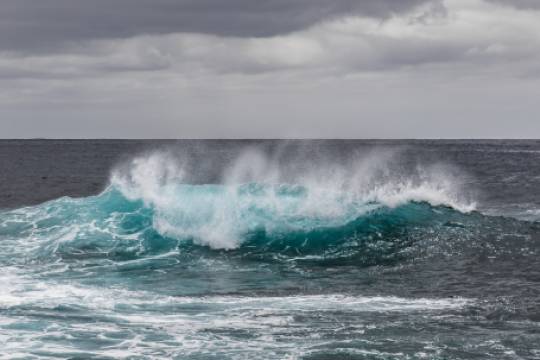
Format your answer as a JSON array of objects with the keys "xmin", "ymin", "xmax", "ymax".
[{"xmin": 0, "ymin": 0, "xmax": 431, "ymax": 52}]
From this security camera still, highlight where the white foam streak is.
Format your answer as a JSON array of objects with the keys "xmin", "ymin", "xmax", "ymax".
[
  {"xmin": 0, "ymin": 269, "xmax": 469, "ymax": 312},
  {"xmin": 369, "ymin": 181, "xmax": 476, "ymax": 213}
]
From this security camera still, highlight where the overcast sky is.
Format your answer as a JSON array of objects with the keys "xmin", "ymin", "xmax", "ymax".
[{"xmin": 1, "ymin": 0, "xmax": 539, "ymax": 138}]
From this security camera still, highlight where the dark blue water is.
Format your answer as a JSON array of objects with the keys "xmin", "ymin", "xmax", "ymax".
[{"xmin": 1, "ymin": 140, "xmax": 540, "ymax": 359}]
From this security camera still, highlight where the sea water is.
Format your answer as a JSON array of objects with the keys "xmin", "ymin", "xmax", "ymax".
[{"xmin": 0, "ymin": 140, "xmax": 539, "ymax": 359}]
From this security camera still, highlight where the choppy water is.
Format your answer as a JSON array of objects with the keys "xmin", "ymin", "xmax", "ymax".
[{"xmin": 1, "ymin": 140, "xmax": 540, "ymax": 359}]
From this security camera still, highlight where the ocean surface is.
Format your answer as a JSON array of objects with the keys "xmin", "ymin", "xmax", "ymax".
[{"xmin": 1, "ymin": 140, "xmax": 540, "ymax": 359}]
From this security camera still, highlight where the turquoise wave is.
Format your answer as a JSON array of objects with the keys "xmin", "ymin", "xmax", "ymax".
[{"xmin": 0, "ymin": 183, "xmax": 486, "ymax": 269}]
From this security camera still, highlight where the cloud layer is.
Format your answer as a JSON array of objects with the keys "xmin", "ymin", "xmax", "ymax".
[
  {"xmin": 1, "ymin": 0, "xmax": 539, "ymax": 138},
  {"xmin": 2, "ymin": 1, "xmax": 539, "ymax": 80}
]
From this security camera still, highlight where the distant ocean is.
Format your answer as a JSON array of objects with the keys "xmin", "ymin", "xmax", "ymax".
[{"xmin": 1, "ymin": 140, "xmax": 539, "ymax": 359}]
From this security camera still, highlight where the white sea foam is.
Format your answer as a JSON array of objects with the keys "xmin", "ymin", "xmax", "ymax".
[
  {"xmin": 0, "ymin": 269, "xmax": 471, "ymax": 359},
  {"xmin": 0, "ymin": 271, "xmax": 470, "ymax": 312},
  {"xmin": 110, "ymin": 148, "xmax": 476, "ymax": 249}
]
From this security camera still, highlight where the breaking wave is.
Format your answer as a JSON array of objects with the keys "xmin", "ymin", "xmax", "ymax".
[{"xmin": 0, "ymin": 148, "xmax": 483, "ymax": 269}]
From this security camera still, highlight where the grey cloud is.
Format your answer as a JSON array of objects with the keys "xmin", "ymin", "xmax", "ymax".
[
  {"xmin": 2, "ymin": 0, "xmax": 539, "ymax": 83},
  {"xmin": 0, "ymin": 0, "xmax": 431, "ymax": 52},
  {"xmin": 1, "ymin": 0, "xmax": 540, "ymax": 138},
  {"xmin": 486, "ymin": 0, "xmax": 540, "ymax": 9}
]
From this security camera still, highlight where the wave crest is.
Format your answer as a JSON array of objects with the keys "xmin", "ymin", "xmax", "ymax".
[
  {"xmin": 109, "ymin": 150, "xmax": 475, "ymax": 249},
  {"xmin": 0, "ymin": 148, "xmax": 478, "ymax": 270}
]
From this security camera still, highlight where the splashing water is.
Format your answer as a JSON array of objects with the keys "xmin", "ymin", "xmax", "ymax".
[
  {"xmin": 108, "ymin": 149, "xmax": 475, "ymax": 249},
  {"xmin": 2, "ymin": 143, "xmax": 539, "ymax": 359}
]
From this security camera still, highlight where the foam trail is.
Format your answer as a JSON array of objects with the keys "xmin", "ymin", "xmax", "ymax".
[{"xmin": 0, "ymin": 268, "xmax": 469, "ymax": 312}]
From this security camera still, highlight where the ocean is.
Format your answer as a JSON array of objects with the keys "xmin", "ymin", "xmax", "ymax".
[{"xmin": 0, "ymin": 140, "xmax": 539, "ymax": 359}]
